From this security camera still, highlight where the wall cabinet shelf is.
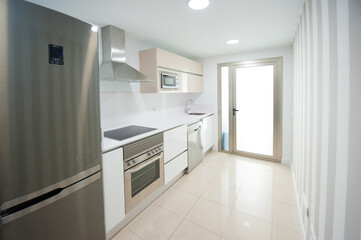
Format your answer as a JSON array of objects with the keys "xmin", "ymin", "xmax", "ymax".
[{"xmin": 139, "ymin": 48, "xmax": 203, "ymax": 93}]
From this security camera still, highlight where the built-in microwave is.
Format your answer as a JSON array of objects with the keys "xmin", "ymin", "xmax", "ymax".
[{"xmin": 160, "ymin": 71, "xmax": 179, "ymax": 89}]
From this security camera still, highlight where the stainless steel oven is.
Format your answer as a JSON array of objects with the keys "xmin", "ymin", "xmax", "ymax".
[{"xmin": 123, "ymin": 133, "xmax": 164, "ymax": 213}]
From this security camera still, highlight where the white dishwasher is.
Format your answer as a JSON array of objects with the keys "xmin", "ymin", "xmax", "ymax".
[{"xmin": 186, "ymin": 121, "xmax": 203, "ymax": 173}]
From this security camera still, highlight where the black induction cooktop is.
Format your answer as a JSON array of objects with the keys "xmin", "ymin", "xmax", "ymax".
[{"xmin": 104, "ymin": 125, "xmax": 157, "ymax": 141}]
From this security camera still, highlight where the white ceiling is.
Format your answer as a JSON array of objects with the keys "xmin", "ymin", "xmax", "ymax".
[{"xmin": 27, "ymin": 0, "xmax": 304, "ymax": 60}]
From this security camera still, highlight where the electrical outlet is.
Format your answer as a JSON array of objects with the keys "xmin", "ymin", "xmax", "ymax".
[
  {"xmin": 302, "ymin": 193, "xmax": 309, "ymax": 234},
  {"xmin": 302, "ymin": 193, "xmax": 309, "ymax": 218}
]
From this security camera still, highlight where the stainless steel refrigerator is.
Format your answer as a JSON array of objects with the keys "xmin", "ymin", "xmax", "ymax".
[{"xmin": 0, "ymin": 0, "xmax": 105, "ymax": 239}]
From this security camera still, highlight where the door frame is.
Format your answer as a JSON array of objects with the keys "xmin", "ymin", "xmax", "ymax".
[{"xmin": 217, "ymin": 57, "xmax": 283, "ymax": 162}]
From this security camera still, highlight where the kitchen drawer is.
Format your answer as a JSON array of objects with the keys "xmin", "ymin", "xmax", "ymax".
[
  {"xmin": 164, "ymin": 125, "xmax": 187, "ymax": 164},
  {"xmin": 102, "ymin": 147, "xmax": 125, "ymax": 233},
  {"xmin": 164, "ymin": 151, "xmax": 188, "ymax": 185}
]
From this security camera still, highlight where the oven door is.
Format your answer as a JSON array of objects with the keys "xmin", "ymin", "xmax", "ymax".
[{"xmin": 124, "ymin": 153, "xmax": 164, "ymax": 213}]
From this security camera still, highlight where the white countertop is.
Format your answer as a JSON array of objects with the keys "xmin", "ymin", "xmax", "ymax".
[{"xmin": 102, "ymin": 111, "xmax": 214, "ymax": 153}]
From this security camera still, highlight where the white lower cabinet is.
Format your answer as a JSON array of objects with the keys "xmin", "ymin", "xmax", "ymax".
[
  {"xmin": 102, "ymin": 147, "xmax": 125, "ymax": 233},
  {"xmin": 164, "ymin": 125, "xmax": 187, "ymax": 164},
  {"xmin": 202, "ymin": 115, "xmax": 214, "ymax": 153},
  {"xmin": 164, "ymin": 151, "xmax": 188, "ymax": 185}
]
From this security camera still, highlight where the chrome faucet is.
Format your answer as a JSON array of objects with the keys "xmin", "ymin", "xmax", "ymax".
[{"xmin": 184, "ymin": 99, "xmax": 194, "ymax": 113}]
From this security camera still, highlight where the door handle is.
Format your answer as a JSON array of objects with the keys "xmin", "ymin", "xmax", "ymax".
[
  {"xmin": 233, "ymin": 108, "xmax": 239, "ymax": 116},
  {"xmin": 125, "ymin": 153, "xmax": 163, "ymax": 174}
]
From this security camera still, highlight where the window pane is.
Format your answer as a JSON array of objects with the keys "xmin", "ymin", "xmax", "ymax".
[
  {"xmin": 235, "ymin": 65, "xmax": 274, "ymax": 156},
  {"xmin": 221, "ymin": 66, "xmax": 229, "ymax": 151},
  {"xmin": 131, "ymin": 160, "xmax": 160, "ymax": 197}
]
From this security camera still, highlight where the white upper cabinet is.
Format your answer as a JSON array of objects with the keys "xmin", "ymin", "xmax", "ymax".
[
  {"xmin": 157, "ymin": 48, "xmax": 185, "ymax": 72},
  {"xmin": 182, "ymin": 57, "xmax": 203, "ymax": 76},
  {"xmin": 157, "ymin": 48, "xmax": 203, "ymax": 75},
  {"xmin": 139, "ymin": 48, "xmax": 203, "ymax": 93},
  {"xmin": 182, "ymin": 73, "xmax": 203, "ymax": 93}
]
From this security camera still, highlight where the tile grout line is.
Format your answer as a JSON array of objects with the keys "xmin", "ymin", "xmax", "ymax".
[
  {"xmin": 166, "ymin": 195, "xmax": 203, "ymax": 239},
  {"xmin": 273, "ymin": 223, "xmax": 304, "ymax": 234},
  {"xmin": 127, "ymin": 227, "xmax": 146, "ymax": 240},
  {"xmin": 135, "ymin": 203, "xmax": 185, "ymax": 240},
  {"xmin": 166, "ymin": 216, "xmax": 185, "ymax": 240},
  {"xmin": 181, "ymin": 188, "xmax": 226, "ymax": 237},
  {"xmin": 154, "ymin": 188, "xmax": 199, "ymax": 219},
  {"xmin": 121, "ymin": 152, "xmax": 302, "ymax": 240},
  {"xmin": 155, "ymin": 179, "xmax": 203, "ymax": 239}
]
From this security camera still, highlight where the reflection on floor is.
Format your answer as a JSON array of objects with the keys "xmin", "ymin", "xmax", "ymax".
[{"xmin": 112, "ymin": 151, "xmax": 304, "ymax": 240}]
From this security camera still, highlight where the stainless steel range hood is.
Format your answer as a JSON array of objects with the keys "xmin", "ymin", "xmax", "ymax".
[{"xmin": 100, "ymin": 25, "xmax": 151, "ymax": 82}]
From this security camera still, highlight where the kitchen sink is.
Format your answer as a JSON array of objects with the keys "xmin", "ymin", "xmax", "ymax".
[{"xmin": 188, "ymin": 112, "xmax": 206, "ymax": 115}]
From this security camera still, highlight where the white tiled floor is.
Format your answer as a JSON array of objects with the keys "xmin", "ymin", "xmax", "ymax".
[{"xmin": 112, "ymin": 151, "xmax": 304, "ymax": 240}]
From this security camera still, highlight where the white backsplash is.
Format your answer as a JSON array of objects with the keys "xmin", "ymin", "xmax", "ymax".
[{"xmin": 100, "ymin": 92, "xmax": 194, "ymax": 130}]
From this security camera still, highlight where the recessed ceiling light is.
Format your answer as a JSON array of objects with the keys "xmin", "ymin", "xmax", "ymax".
[
  {"xmin": 187, "ymin": 0, "xmax": 209, "ymax": 10},
  {"xmin": 91, "ymin": 26, "xmax": 98, "ymax": 32},
  {"xmin": 226, "ymin": 39, "xmax": 239, "ymax": 45}
]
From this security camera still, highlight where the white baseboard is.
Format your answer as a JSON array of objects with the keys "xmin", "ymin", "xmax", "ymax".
[
  {"xmin": 281, "ymin": 157, "xmax": 291, "ymax": 165},
  {"xmin": 290, "ymin": 164, "xmax": 307, "ymax": 240}
]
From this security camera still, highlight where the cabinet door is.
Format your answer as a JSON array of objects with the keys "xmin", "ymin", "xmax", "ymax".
[
  {"xmin": 183, "ymin": 58, "xmax": 203, "ymax": 75},
  {"xmin": 139, "ymin": 48, "xmax": 159, "ymax": 93},
  {"xmin": 164, "ymin": 125, "xmax": 187, "ymax": 164},
  {"xmin": 202, "ymin": 115, "xmax": 214, "ymax": 153},
  {"xmin": 157, "ymin": 48, "xmax": 203, "ymax": 75},
  {"xmin": 186, "ymin": 74, "xmax": 203, "ymax": 93},
  {"xmin": 157, "ymin": 48, "xmax": 184, "ymax": 71},
  {"xmin": 164, "ymin": 151, "xmax": 188, "ymax": 184},
  {"xmin": 102, "ymin": 148, "xmax": 125, "ymax": 233}
]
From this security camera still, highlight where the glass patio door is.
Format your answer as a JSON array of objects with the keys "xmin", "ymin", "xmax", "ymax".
[{"xmin": 219, "ymin": 58, "xmax": 282, "ymax": 162}]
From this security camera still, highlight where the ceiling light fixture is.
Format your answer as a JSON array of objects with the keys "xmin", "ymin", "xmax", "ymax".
[
  {"xmin": 187, "ymin": 0, "xmax": 209, "ymax": 10},
  {"xmin": 91, "ymin": 26, "xmax": 98, "ymax": 32},
  {"xmin": 226, "ymin": 39, "xmax": 239, "ymax": 45}
]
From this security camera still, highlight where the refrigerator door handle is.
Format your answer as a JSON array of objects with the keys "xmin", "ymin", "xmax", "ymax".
[
  {"xmin": 0, "ymin": 171, "xmax": 101, "ymax": 224},
  {"xmin": 1, "ymin": 164, "xmax": 101, "ymax": 212}
]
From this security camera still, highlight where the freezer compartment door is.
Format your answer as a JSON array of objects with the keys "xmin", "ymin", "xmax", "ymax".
[{"xmin": 0, "ymin": 172, "xmax": 105, "ymax": 240}]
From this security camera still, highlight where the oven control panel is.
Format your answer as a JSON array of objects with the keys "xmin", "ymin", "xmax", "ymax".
[{"xmin": 124, "ymin": 144, "xmax": 163, "ymax": 171}]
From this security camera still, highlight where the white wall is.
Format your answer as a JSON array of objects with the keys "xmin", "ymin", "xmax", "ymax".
[
  {"xmin": 345, "ymin": 1, "xmax": 361, "ymax": 239},
  {"xmin": 196, "ymin": 47, "xmax": 293, "ymax": 164},
  {"xmin": 292, "ymin": 0, "xmax": 361, "ymax": 239},
  {"xmin": 98, "ymin": 31, "xmax": 192, "ymax": 130}
]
